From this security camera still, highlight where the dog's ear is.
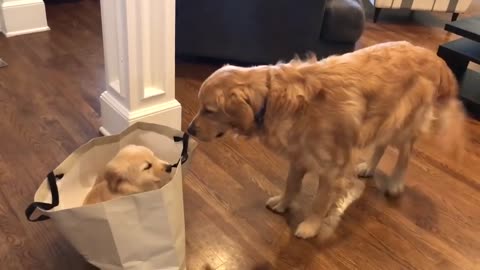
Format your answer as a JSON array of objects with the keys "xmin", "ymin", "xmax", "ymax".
[
  {"xmin": 224, "ymin": 87, "xmax": 255, "ymax": 132},
  {"xmin": 103, "ymin": 166, "xmax": 126, "ymax": 193}
]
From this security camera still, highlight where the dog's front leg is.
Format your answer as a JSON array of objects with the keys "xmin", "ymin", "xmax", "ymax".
[
  {"xmin": 294, "ymin": 169, "xmax": 338, "ymax": 239},
  {"xmin": 266, "ymin": 164, "xmax": 306, "ymax": 214}
]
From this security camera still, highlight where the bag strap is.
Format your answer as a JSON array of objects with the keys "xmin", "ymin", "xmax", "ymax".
[
  {"xmin": 25, "ymin": 172, "xmax": 63, "ymax": 222},
  {"xmin": 171, "ymin": 133, "xmax": 190, "ymax": 168}
]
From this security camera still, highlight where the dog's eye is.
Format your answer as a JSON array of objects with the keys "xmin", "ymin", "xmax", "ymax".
[{"xmin": 143, "ymin": 162, "xmax": 152, "ymax": 170}]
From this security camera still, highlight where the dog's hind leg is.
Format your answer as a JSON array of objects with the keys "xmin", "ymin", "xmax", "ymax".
[
  {"xmin": 356, "ymin": 144, "xmax": 387, "ymax": 178},
  {"xmin": 318, "ymin": 177, "xmax": 366, "ymax": 241},
  {"xmin": 379, "ymin": 140, "xmax": 414, "ymax": 196},
  {"xmin": 294, "ymin": 166, "xmax": 343, "ymax": 239},
  {"xmin": 266, "ymin": 164, "xmax": 306, "ymax": 214}
]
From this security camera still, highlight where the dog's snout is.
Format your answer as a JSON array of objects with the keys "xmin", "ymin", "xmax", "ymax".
[
  {"xmin": 165, "ymin": 164, "xmax": 172, "ymax": 173},
  {"xmin": 187, "ymin": 123, "xmax": 197, "ymax": 136}
]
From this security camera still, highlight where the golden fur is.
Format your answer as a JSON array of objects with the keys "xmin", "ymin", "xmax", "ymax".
[
  {"xmin": 187, "ymin": 41, "xmax": 466, "ymax": 239},
  {"xmin": 83, "ymin": 145, "xmax": 173, "ymax": 205}
]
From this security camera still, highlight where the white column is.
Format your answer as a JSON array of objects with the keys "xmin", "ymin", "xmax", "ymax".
[
  {"xmin": 99, "ymin": 0, "xmax": 181, "ymax": 135},
  {"xmin": 0, "ymin": 0, "xmax": 49, "ymax": 37}
]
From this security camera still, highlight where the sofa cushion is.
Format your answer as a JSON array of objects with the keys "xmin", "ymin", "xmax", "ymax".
[{"xmin": 320, "ymin": 0, "xmax": 365, "ymax": 43}]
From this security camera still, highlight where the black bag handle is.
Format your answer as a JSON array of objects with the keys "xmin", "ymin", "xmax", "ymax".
[
  {"xmin": 25, "ymin": 133, "xmax": 190, "ymax": 222},
  {"xmin": 171, "ymin": 133, "xmax": 190, "ymax": 168},
  {"xmin": 25, "ymin": 172, "xmax": 63, "ymax": 222}
]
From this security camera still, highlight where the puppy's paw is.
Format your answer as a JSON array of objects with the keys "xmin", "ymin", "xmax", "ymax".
[
  {"xmin": 266, "ymin": 195, "xmax": 288, "ymax": 214},
  {"xmin": 294, "ymin": 219, "xmax": 321, "ymax": 239},
  {"xmin": 356, "ymin": 162, "xmax": 374, "ymax": 178}
]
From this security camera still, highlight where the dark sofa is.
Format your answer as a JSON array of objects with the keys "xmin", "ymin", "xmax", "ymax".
[{"xmin": 176, "ymin": 0, "xmax": 365, "ymax": 64}]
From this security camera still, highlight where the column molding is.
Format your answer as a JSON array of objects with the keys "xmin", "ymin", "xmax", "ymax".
[{"xmin": 99, "ymin": 0, "xmax": 181, "ymax": 135}]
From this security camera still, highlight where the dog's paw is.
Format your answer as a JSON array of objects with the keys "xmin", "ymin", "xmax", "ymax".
[
  {"xmin": 317, "ymin": 216, "xmax": 339, "ymax": 242},
  {"xmin": 356, "ymin": 162, "xmax": 374, "ymax": 178},
  {"xmin": 294, "ymin": 219, "xmax": 321, "ymax": 239},
  {"xmin": 376, "ymin": 176, "xmax": 405, "ymax": 197},
  {"xmin": 266, "ymin": 195, "xmax": 288, "ymax": 214},
  {"xmin": 385, "ymin": 180, "xmax": 404, "ymax": 197}
]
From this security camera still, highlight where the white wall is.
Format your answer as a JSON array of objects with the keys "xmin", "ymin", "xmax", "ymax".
[{"xmin": 0, "ymin": 0, "xmax": 49, "ymax": 37}]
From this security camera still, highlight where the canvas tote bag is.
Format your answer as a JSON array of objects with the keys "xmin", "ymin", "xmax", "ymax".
[{"xmin": 25, "ymin": 122, "xmax": 197, "ymax": 270}]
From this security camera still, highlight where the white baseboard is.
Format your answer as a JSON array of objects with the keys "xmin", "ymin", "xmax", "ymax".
[
  {"xmin": 1, "ymin": 0, "xmax": 49, "ymax": 37},
  {"xmin": 99, "ymin": 91, "xmax": 182, "ymax": 135},
  {"xmin": 4, "ymin": 26, "xmax": 50, "ymax": 37}
]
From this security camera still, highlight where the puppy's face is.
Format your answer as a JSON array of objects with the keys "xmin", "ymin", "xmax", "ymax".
[
  {"xmin": 103, "ymin": 145, "xmax": 172, "ymax": 194},
  {"xmin": 188, "ymin": 66, "xmax": 259, "ymax": 142}
]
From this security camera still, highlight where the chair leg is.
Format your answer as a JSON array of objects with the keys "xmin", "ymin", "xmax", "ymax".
[
  {"xmin": 374, "ymin": 8, "xmax": 382, "ymax": 23},
  {"xmin": 452, "ymin": 13, "xmax": 459, "ymax": 21}
]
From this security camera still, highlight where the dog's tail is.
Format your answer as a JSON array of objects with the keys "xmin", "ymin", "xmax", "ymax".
[
  {"xmin": 432, "ymin": 99, "xmax": 466, "ymax": 160},
  {"xmin": 428, "ymin": 64, "xmax": 467, "ymax": 161}
]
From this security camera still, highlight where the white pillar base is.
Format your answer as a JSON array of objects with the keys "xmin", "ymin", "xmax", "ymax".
[
  {"xmin": 0, "ymin": 0, "xmax": 49, "ymax": 37},
  {"xmin": 99, "ymin": 91, "xmax": 182, "ymax": 136}
]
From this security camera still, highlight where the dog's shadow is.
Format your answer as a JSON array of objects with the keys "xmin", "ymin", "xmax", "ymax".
[
  {"xmin": 270, "ymin": 170, "xmax": 438, "ymax": 269},
  {"xmin": 202, "ymin": 170, "xmax": 438, "ymax": 270},
  {"xmin": 369, "ymin": 171, "xmax": 439, "ymax": 232}
]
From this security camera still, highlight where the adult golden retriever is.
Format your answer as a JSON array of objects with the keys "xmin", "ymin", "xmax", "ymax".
[{"xmin": 187, "ymin": 41, "xmax": 466, "ymax": 239}]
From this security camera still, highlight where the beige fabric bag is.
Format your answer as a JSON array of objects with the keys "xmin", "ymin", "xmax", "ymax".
[{"xmin": 25, "ymin": 122, "xmax": 197, "ymax": 270}]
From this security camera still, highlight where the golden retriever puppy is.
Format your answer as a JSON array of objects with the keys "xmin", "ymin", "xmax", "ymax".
[
  {"xmin": 83, "ymin": 145, "xmax": 173, "ymax": 205},
  {"xmin": 187, "ymin": 41, "xmax": 466, "ymax": 239}
]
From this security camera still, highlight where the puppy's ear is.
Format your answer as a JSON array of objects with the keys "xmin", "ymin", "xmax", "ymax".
[
  {"xmin": 103, "ymin": 166, "xmax": 126, "ymax": 193},
  {"xmin": 225, "ymin": 88, "xmax": 255, "ymax": 132}
]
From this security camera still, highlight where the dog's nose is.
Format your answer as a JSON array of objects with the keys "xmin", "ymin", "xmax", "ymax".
[
  {"xmin": 187, "ymin": 124, "xmax": 197, "ymax": 136},
  {"xmin": 165, "ymin": 165, "xmax": 172, "ymax": 173}
]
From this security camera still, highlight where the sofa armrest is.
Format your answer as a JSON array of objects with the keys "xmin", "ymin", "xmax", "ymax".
[{"xmin": 320, "ymin": 0, "xmax": 365, "ymax": 43}]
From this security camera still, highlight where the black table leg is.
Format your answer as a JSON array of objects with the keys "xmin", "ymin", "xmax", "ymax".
[
  {"xmin": 374, "ymin": 8, "xmax": 381, "ymax": 23},
  {"xmin": 452, "ymin": 13, "xmax": 460, "ymax": 22}
]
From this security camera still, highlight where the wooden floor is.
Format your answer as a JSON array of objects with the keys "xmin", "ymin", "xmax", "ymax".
[{"xmin": 1, "ymin": 1, "xmax": 480, "ymax": 269}]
